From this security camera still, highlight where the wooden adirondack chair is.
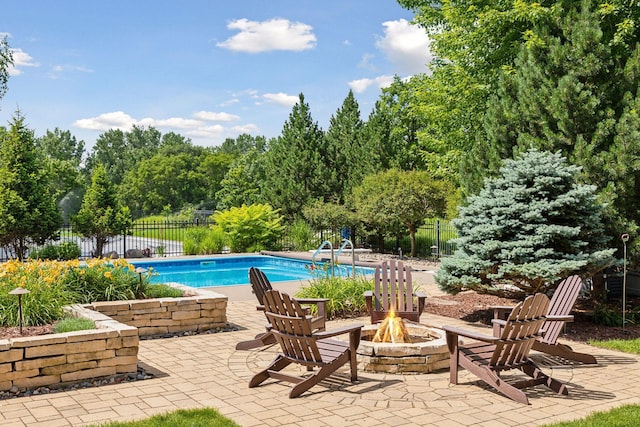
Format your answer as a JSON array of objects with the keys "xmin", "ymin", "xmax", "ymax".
[
  {"xmin": 444, "ymin": 293, "xmax": 569, "ymax": 405},
  {"xmin": 492, "ymin": 275, "xmax": 596, "ymax": 364},
  {"xmin": 235, "ymin": 267, "xmax": 328, "ymax": 350},
  {"xmin": 249, "ymin": 289, "xmax": 363, "ymax": 398},
  {"xmin": 364, "ymin": 260, "xmax": 426, "ymax": 323}
]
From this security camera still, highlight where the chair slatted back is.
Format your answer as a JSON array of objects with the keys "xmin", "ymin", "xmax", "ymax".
[
  {"xmin": 263, "ymin": 290, "xmax": 324, "ymax": 365},
  {"xmin": 249, "ymin": 267, "xmax": 272, "ymax": 306},
  {"xmin": 491, "ymin": 293, "xmax": 550, "ymax": 368},
  {"xmin": 374, "ymin": 260, "xmax": 413, "ymax": 313},
  {"xmin": 540, "ymin": 275, "xmax": 582, "ymax": 345}
]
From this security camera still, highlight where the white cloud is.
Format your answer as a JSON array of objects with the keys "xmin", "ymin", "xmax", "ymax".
[
  {"xmin": 375, "ymin": 19, "xmax": 432, "ymax": 75},
  {"xmin": 194, "ymin": 111, "xmax": 240, "ymax": 122},
  {"xmin": 73, "ymin": 111, "xmax": 136, "ymax": 131},
  {"xmin": 8, "ymin": 48, "xmax": 39, "ymax": 76},
  {"xmin": 348, "ymin": 75, "xmax": 395, "ymax": 93},
  {"xmin": 358, "ymin": 53, "xmax": 376, "ymax": 71},
  {"xmin": 217, "ymin": 18, "xmax": 316, "ymax": 53},
  {"xmin": 139, "ymin": 117, "xmax": 203, "ymax": 129},
  {"xmin": 49, "ymin": 64, "xmax": 94, "ymax": 79},
  {"xmin": 262, "ymin": 92, "xmax": 298, "ymax": 107},
  {"xmin": 73, "ymin": 111, "xmax": 258, "ymax": 146},
  {"xmin": 231, "ymin": 123, "xmax": 259, "ymax": 134}
]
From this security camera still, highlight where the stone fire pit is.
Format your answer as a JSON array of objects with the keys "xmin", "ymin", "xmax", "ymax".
[{"xmin": 357, "ymin": 322, "xmax": 451, "ymax": 374}]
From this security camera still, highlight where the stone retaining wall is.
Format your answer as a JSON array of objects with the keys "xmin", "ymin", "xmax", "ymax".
[
  {"xmin": 0, "ymin": 306, "xmax": 138, "ymax": 392},
  {"xmin": 0, "ymin": 285, "xmax": 228, "ymax": 392},
  {"xmin": 84, "ymin": 284, "xmax": 228, "ymax": 336}
]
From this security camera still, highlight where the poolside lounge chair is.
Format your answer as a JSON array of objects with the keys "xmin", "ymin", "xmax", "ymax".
[
  {"xmin": 235, "ymin": 267, "xmax": 328, "ymax": 350},
  {"xmin": 249, "ymin": 289, "xmax": 363, "ymax": 398},
  {"xmin": 444, "ymin": 293, "xmax": 569, "ymax": 405},
  {"xmin": 364, "ymin": 259, "xmax": 426, "ymax": 323},
  {"xmin": 492, "ymin": 275, "xmax": 596, "ymax": 364}
]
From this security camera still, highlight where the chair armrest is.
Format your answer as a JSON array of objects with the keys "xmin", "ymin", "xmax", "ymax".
[
  {"xmin": 491, "ymin": 319, "xmax": 507, "ymax": 328},
  {"xmin": 296, "ymin": 298, "xmax": 329, "ymax": 305},
  {"xmin": 415, "ymin": 290, "xmax": 427, "ymax": 298},
  {"xmin": 364, "ymin": 290, "xmax": 373, "ymax": 298},
  {"xmin": 546, "ymin": 314, "xmax": 574, "ymax": 323},
  {"xmin": 315, "ymin": 324, "xmax": 363, "ymax": 340},
  {"xmin": 491, "ymin": 305, "xmax": 515, "ymax": 319},
  {"xmin": 442, "ymin": 325, "xmax": 499, "ymax": 344}
]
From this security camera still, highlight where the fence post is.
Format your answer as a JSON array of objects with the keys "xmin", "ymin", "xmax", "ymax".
[{"xmin": 436, "ymin": 220, "xmax": 441, "ymax": 259}]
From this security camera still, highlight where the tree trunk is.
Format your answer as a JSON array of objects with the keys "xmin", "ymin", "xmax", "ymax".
[{"xmin": 410, "ymin": 227, "xmax": 417, "ymax": 258}]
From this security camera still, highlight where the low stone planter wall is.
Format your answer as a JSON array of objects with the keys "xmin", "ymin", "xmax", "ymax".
[
  {"xmin": 0, "ymin": 306, "xmax": 138, "ymax": 392},
  {"xmin": 84, "ymin": 284, "xmax": 228, "ymax": 336}
]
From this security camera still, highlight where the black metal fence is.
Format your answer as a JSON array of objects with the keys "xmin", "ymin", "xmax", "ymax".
[{"xmin": 8, "ymin": 218, "xmax": 457, "ymax": 262}]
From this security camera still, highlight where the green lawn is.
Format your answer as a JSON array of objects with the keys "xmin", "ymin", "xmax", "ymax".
[{"xmin": 92, "ymin": 408, "xmax": 239, "ymax": 427}]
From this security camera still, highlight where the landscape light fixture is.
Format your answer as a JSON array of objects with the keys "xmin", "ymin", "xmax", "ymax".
[
  {"xmin": 135, "ymin": 267, "xmax": 147, "ymax": 287},
  {"xmin": 622, "ymin": 233, "xmax": 630, "ymax": 331},
  {"xmin": 9, "ymin": 287, "xmax": 30, "ymax": 334}
]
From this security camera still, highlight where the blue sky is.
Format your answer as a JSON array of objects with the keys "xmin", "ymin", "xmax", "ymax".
[{"xmin": 0, "ymin": 1, "xmax": 431, "ymax": 149}]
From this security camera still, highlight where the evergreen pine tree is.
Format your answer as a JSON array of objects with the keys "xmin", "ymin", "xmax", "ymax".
[{"xmin": 437, "ymin": 150, "xmax": 615, "ymax": 298}]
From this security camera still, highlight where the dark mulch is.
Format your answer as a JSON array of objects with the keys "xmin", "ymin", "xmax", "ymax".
[{"xmin": 424, "ymin": 290, "xmax": 640, "ymax": 343}]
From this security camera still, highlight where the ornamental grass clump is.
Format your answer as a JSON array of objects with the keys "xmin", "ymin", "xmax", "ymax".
[{"xmin": 295, "ymin": 270, "xmax": 373, "ymax": 319}]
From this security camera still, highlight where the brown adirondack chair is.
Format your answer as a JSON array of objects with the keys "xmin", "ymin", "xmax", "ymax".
[
  {"xmin": 444, "ymin": 293, "xmax": 569, "ymax": 405},
  {"xmin": 249, "ymin": 289, "xmax": 363, "ymax": 398},
  {"xmin": 492, "ymin": 275, "xmax": 596, "ymax": 364},
  {"xmin": 235, "ymin": 267, "xmax": 328, "ymax": 350},
  {"xmin": 364, "ymin": 259, "xmax": 426, "ymax": 323}
]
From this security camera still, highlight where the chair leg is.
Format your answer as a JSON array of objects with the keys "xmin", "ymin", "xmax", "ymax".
[
  {"xmin": 289, "ymin": 353, "xmax": 348, "ymax": 398},
  {"xmin": 249, "ymin": 355, "xmax": 290, "ymax": 388},
  {"xmin": 520, "ymin": 362, "xmax": 569, "ymax": 396}
]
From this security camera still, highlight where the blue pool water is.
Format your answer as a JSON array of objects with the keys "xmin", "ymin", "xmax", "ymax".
[{"xmin": 131, "ymin": 255, "xmax": 374, "ymax": 288}]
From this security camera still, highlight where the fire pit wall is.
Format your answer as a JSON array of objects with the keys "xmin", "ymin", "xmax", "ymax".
[{"xmin": 357, "ymin": 323, "xmax": 452, "ymax": 374}]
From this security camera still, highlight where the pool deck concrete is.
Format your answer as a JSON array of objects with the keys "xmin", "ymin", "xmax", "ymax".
[{"xmin": 2, "ymin": 266, "xmax": 640, "ymax": 426}]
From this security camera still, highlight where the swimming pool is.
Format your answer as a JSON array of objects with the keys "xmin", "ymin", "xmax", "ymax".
[{"xmin": 131, "ymin": 255, "xmax": 374, "ymax": 288}]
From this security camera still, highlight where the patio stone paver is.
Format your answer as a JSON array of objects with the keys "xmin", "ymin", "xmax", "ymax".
[{"xmin": 1, "ymin": 287, "xmax": 640, "ymax": 426}]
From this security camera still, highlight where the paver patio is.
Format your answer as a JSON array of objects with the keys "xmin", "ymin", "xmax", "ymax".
[{"xmin": 1, "ymin": 271, "xmax": 640, "ymax": 426}]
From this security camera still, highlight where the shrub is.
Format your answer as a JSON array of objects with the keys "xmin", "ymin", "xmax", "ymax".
[
  {"xmin": 0, "ymin": 260, "xmax": 79, "ymax": 326},
  {"xmin": 183, "ymin": 227, "xmax": 210, "ymax": 255},
  {"xmin": 295, "ymin": 274, "xmax": 373, "ymax": 319},
  {"xmin": 60, "ymin": 258, "xmax": 149, "ymax": 304},
  {"xmin": 287, "ymin": 219, "xmax": 317, "ymax": 251},
  {"xmin": 58, "ymin": 242, "xmax": 81, "ymax": 260},
  {"xmin": 53, "ymin": 317, "xmax": 95, "ymax": 333},
  {"xmin": 213, "ymin": 204, "xmax": 284, "ymax": 253},
  {"xmin": 145, "ymin": 283, "xmax": 184, "ymax": 299},
  {"xmin": 201, "ymin": 226, "xmax": 227, "ymax": 254}
]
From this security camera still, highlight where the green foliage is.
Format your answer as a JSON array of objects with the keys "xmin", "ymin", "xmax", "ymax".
[
  {"xmin": 352, "ymin": 169, "xmax": 451, "ymax": 257},
  {"xmin": 61, "ymin": 258, "xmax": 148, "ymax": 304},
  {"xmin": 93, "ymin": 407, "xmax": 240, "ymax": 427},
  {"xmin": 295, "ymin": 274, "xmax": 373, "ymax": 319},
  {"xmin": 0, "ymin": 34, "xmax": 11, "ymax": 101},
  {"xmin": 302, "ymin": 200, "xmax": 357, "ymax": 231},
  {"xmin": 216, "ymin": 148, "xmax": 267, "ymax": 209},
  {"xmin": 144, "ymin": 283, "xmax": 184, "ymax": 299},
  {"xmin": 182, "ymin": 227, "xmax": 227, "ymax": 255},
  {"xmin": 0, "ymin": 260, "xmax": 78, "ymax": 326},
  {"xmin": 72, "ymin": 164, "xmax": 132, "ymax": 257},
  {"xmin": 0, "ymin": 113, "xmax": 63, "ymax": 260},
  {"xmin": 213, "ymin": 204, "xmax": 284, "ymax": 252},
  {"xmin": 541, "ymin": 404, "xmax": 640, "ymax": 427},
  {"xmin": 262, "ymin": 94, "xmax": 330, "ymax": 219},
  {"xmin": 286, "ymin": 219, "xmax": 318, "ymax": 251},
  {"xmin": 437, "ymin": 150, "xmax": 616, "ymax": 298},
  {"xmin": 53, "ymin": 317, "xmax": 95, "ymax": 334},
  {"xmin": 29, "ymin": 241, "xmax": 81, "ymax": 261}
]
